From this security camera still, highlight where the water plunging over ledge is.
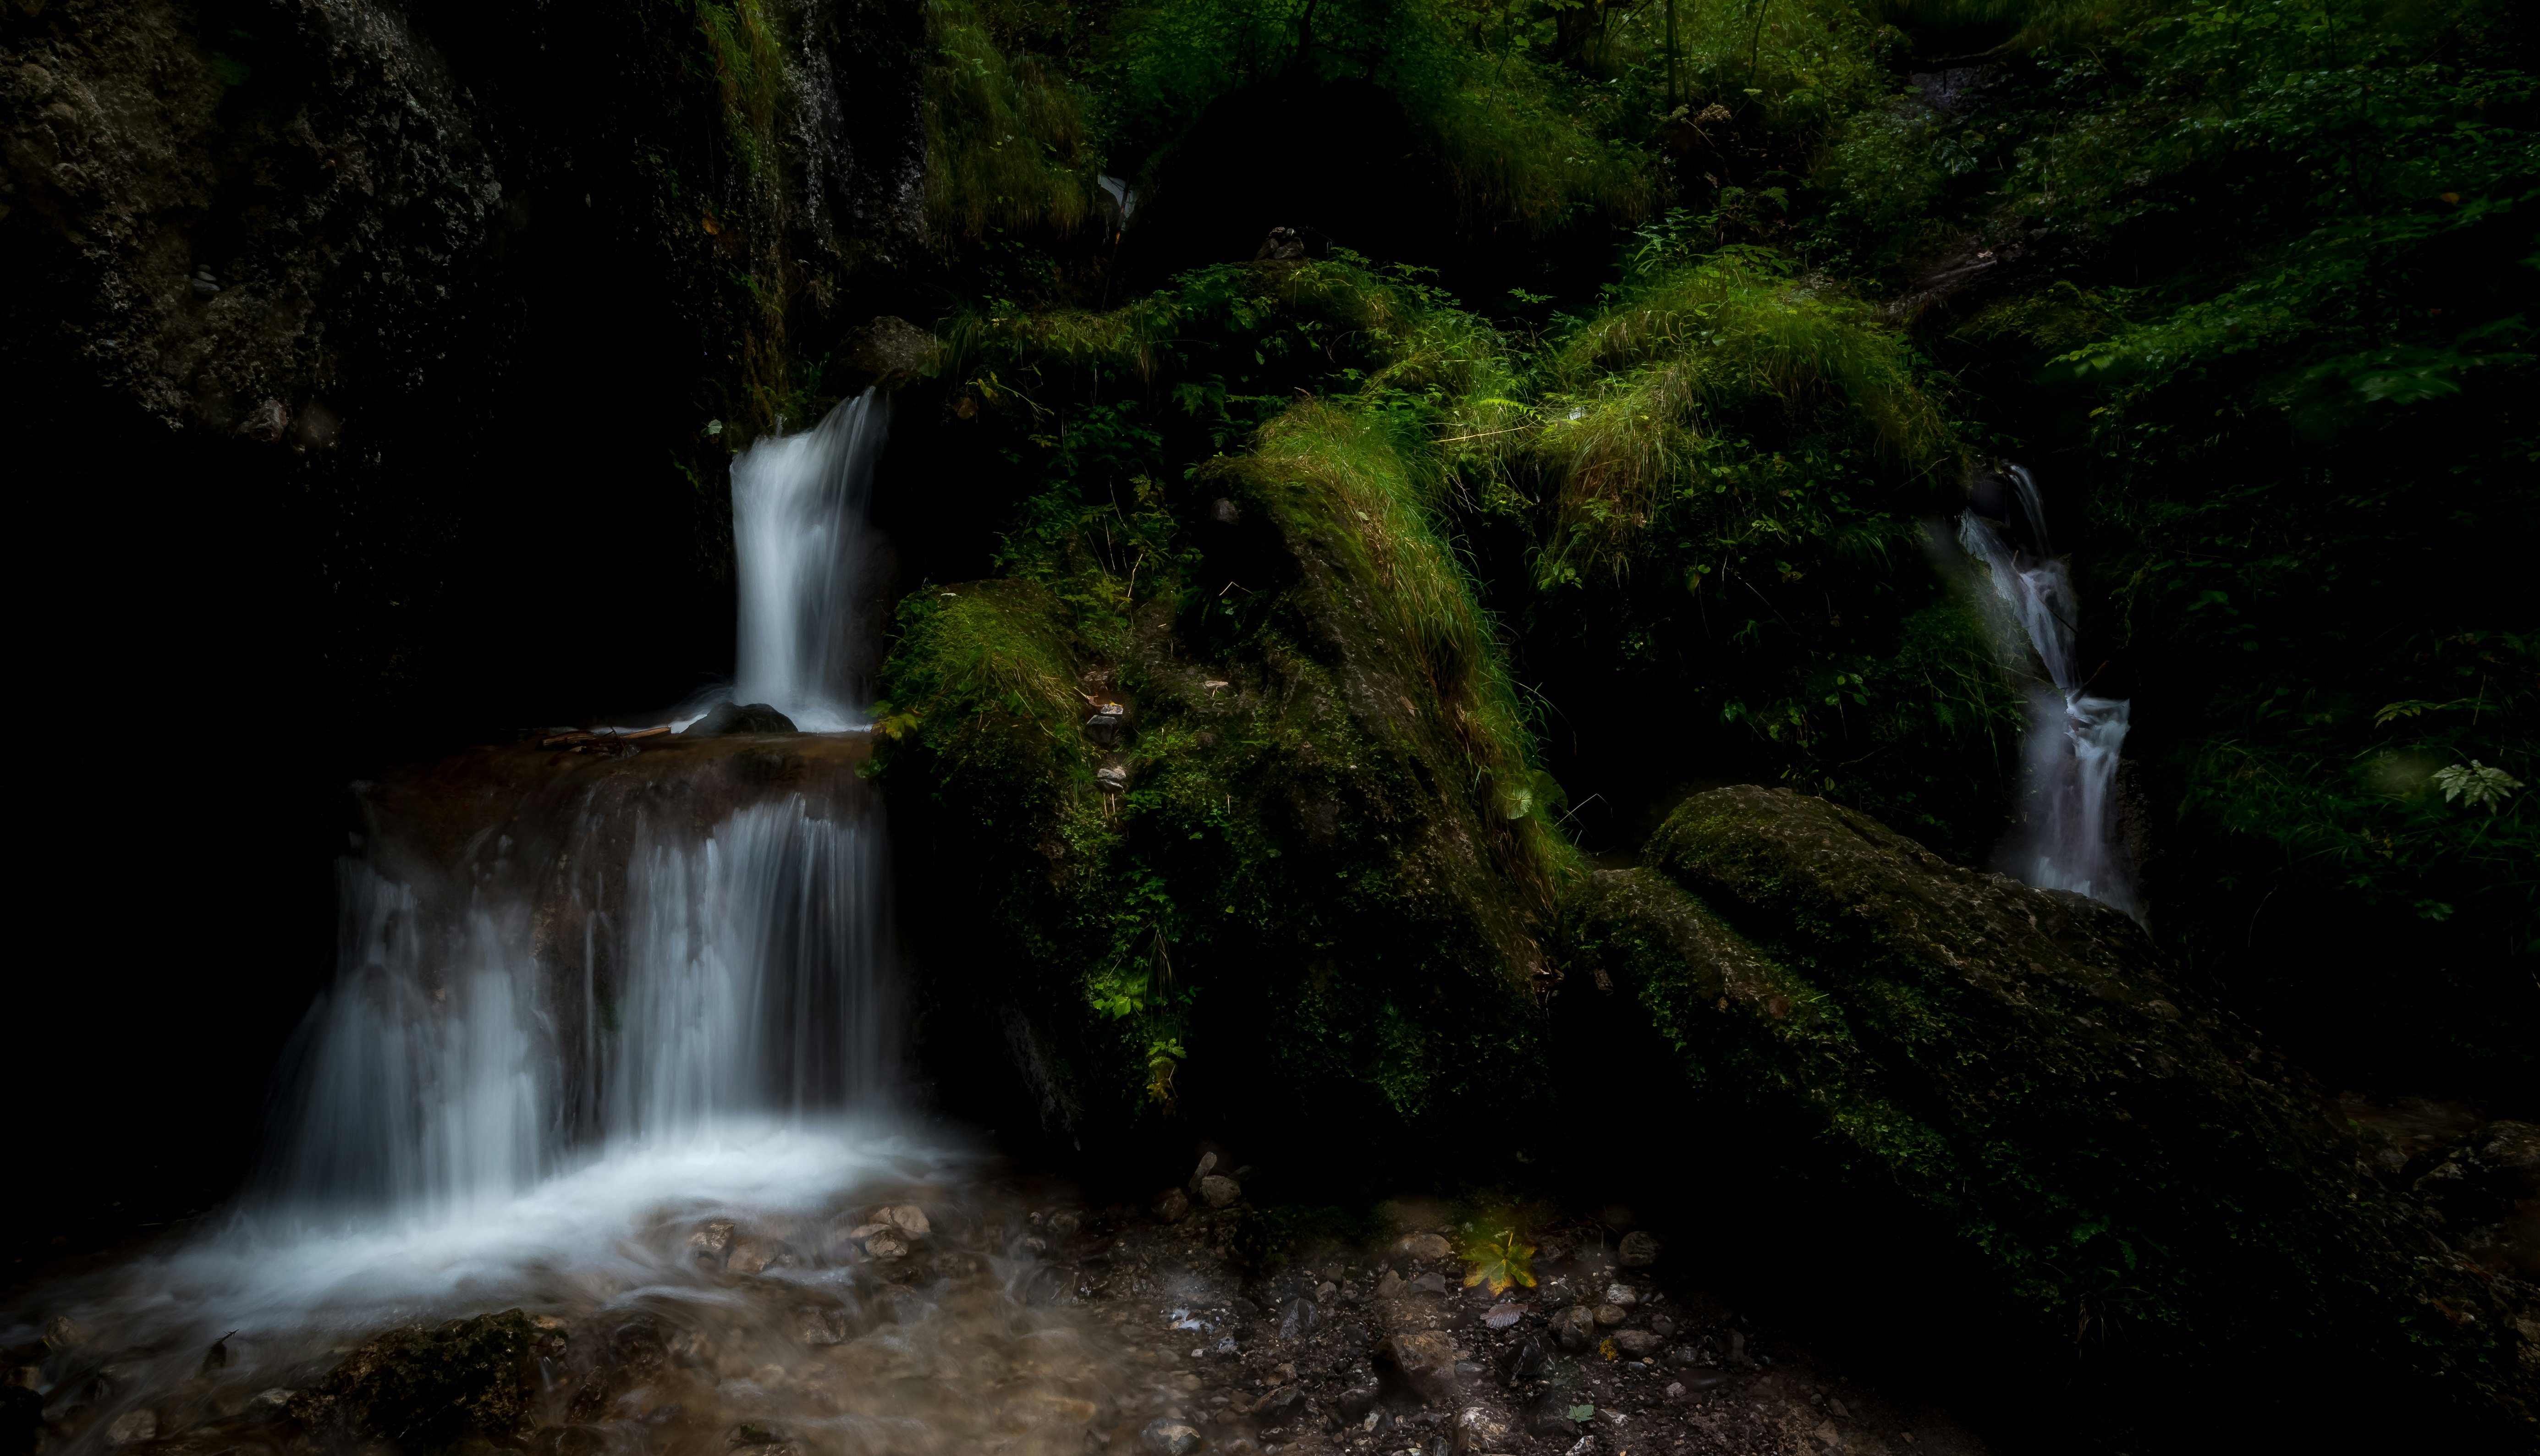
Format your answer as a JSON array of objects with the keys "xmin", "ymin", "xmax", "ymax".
[
  {"xmin": 1957, "ymin": 464, "xmax": 2140, "ymax": 918},
  {"xmin": 731, "ymin": 394, "xmax": 888, "ymax": 732},
  {"xmin": 3, "ymin": 393, "xmax": 1151, "ymax": 1456}
]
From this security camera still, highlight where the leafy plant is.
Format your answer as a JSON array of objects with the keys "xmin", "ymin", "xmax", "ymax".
[
  {"xmin": 1461, "ymin": 1226, "xmax": 1538, "ymax": 1295},
  {"xmin": 2433, "ymin": 761, "xmax": 2524, "ymax": 813}
]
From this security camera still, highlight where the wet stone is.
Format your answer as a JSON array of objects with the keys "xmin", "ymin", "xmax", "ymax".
[
  {"xmin": 1551, "ymin": 1306, "xmax": 1598, "ymax": 1352},
  {"xmin": 1142, "ymin": 1417, "xmax": 1202, "ymax": 1456},
  {"xmin": 1612, "ymin": 1330, "xmax": 1663, "ymax": 1358},
  {"xmin": 1278, "ymin": 1298, "xmax": 1321, "ymax": 1341}
]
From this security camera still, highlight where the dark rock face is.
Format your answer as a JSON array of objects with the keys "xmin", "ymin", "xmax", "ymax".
[
  {"xmin": 2, "ymin": 0, "xmax": 505, "ymax": 437},
  {"xmin": 1, "ymin": 0, "xmax": 928, "ymax": 740},
  {"xmin": 1564, "ymin": 785, "xmax": 2539, "ymax": 1436}
]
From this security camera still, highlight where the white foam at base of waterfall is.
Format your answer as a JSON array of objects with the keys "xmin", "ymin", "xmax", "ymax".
[
  {"xmin": 1957, "ymin": 470, "xmax": 2140, "ymax": 918},
  {"xmin": 58, "ymin": 1121, "xmax": 945, "ymax": 1340}
]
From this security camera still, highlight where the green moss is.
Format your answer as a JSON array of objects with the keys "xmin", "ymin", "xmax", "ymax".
[
  {"xmin": 1581, "ymin": 786, "xmax": 2533, "ymax": 1424},
  {"xmin": 1526, "ymin": 248, "xmax": 1953, "ymax": 583},
  {"xmin": 925, "ymin": 0, "xmax": 1105, "ymax": 241}
]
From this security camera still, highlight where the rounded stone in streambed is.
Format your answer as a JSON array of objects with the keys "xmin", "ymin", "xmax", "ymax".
[
  {"xmin": 1550, "ymin": 1305, "xmax": 1597, "ymax": 1352},
  {"xmin": 684, "ymin": 702, "xmax": 798, "ymax": 735},
  {"xmin": 1141, "ymin": 1417, "xmax": 1202, "ymax": 1456}
]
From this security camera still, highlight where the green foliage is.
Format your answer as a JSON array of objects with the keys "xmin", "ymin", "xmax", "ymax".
[
  {"xmin": 925, "ymin": 0, "xmax": 1108, "ymax": 240},
  {"xmin": 1527, "ymin": 245, "xmax": 1952, "ymax": 580},
  {"xmin": 694, "ymin": 0, "xmax": 786, "ymax": 177},
  {"xmin": 1095, "ymin": 0, "xmax": 1656, "ymax": 233},
  {"xmin": 1907, "ymin": 0, "xmax": 2540, "ymax": 1087},
  {"xmin": 1459, "ymin": 1226, "xmax": 1538, "ymax": 1294},
  {"xmin": 883, "ymin": 252, "xmax": 1570, "ymax": 1141}
]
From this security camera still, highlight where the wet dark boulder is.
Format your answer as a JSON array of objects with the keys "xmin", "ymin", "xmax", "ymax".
[
  {"xmin": 1561, "ymin": 785, "xmax": 2539, "ymax": 1439},
  {"xmin": 683, "ymin": 702, "xmax": 799, "ymax": 736},
  {"xmin": 284, "ymin": 1309, "xmax": 541, "ymax": 1452}
]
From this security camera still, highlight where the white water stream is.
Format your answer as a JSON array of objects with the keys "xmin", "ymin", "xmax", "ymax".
[
  {"xmin": 1957, "ymin": 465, "xmax": 2139, "ymax": 918},
  {"xmin": 731, "ymin": 394, "xmax": 888, "ymax": 731}
]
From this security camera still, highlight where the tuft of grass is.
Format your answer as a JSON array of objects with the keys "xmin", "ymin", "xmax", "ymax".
[
  {"xmin": 696, "ymin": 0, "xmax": 786, "ymax": 178},
  {"xmin": 1215, "ymin": 400, "xmax": 1570, "ymax": 916},
  {"xmin": 925, "ymin": 0, "xmax": 1105, "ymax": 240},
  {"xmin": 1527, "ymin": 250, "xmax": 1952, "ymax": 581}
]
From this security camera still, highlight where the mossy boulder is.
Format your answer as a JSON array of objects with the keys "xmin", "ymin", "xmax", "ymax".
[
  {"xmin": 1562, "ymin": 785, "xmax": 2537, "ymax": 1434},
  {"xmin": 283, "ymin": 1310, "xmax": 541, "ymax": 1453},
  {"xmin": 876, "ymin": 403, "xmax": 1565, "ymax": 1162}
]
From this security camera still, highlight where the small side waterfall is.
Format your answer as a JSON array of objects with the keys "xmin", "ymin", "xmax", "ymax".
[
  {"xmin": 731, "ymin": 392, "xmax": 887, "ymax": 731},
  {"xmin": 1958, "ymin": 464, "xmax": 2140, "ymax": 917}
]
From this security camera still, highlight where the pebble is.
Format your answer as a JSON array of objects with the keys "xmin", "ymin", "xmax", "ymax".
[
  {"xmin": 1278, "ymin": 1297, "xmax": 1320, "ymax": 1341},
  {"xmin": 1618, "ymin": 1231, "xmax": 1660, "ymax": 1267},
  {"xmin": 244, "ymin": 1388, "xmax": 294, "ymax": 1422},
  {"xmin": 1593, "ymin": 1303, "xmax": 1628, "ymax": 1326},
  {"xmin": 1402, "ymin": 1233, "xmax": 1452, "ymax": 1262},
  {"xmin": 1142, "ymin": 1418, "xmax": 1202, "ymax": 1456},
  {"xmin": 1199, "ymin": 1175, "xmax": 1243, "ymax": 1208},
  {"xmin": 1613, "ymin": 1330, "xmax": 1663, "ymax": 1358},
  {"xmin": 1154, "ymin": 1189, "xmax": 1190, "ymax": 1223},
  {"xmin": 1551, "ymin": 1306, "xmax": 1598, "ymax": 1352}
]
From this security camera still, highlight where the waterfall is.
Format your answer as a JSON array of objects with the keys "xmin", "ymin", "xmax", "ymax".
[
  {"xmin": 238, "ymin": 393, "xmax": 901, "ymax": 1230},
  {"xmin": 1958, "ymin": 465, "xmax": 2140, "ymax": 918},
  {"xmin": 731, "ymin": 391, "xmax": 887, "ymax": 730}
]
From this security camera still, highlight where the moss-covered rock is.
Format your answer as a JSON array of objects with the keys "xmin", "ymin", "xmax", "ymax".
[
  {"xmin": 878, "ymin": 394, "xmax": 1567, "ymax": 1163},
  {"xmin": 1564, "ymin": 785, "xmax": 2537, "ymax": 1434},
  {"xmin": 284, "ymin": 1310, "xmax": 540, "ymax": 1453}
]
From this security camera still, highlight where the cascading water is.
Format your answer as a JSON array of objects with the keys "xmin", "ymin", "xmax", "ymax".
[
  {"xmin": 1957, "ymin": 464, "xmax": 2140, "ymax": 918},
  {"xmin": 7, "ymin": 393, "xmax": 1144, "ymax": 1456},
  {"xmin": 731, "ymin": 393, "xmax": 888, "ymax": 731}
]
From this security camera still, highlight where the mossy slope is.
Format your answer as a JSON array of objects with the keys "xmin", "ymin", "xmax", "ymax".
[
  {"xmin": 1562, "ymin": 785, "xmax": 2536, "ymax": 1434},
  {"xmin": 876, "ymin": 271, "xmax": 1570, "ymax": 1161}
]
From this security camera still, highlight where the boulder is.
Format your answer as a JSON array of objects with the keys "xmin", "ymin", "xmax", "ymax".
[
  {"xmin": 1199, "ymin": 1175, "xmax": 1242, "ymax": 1208},
  {"xmin": 683, "ymin": 702, "xmax": 798, "ymax": 736},
  {"xmin": 1617, "ymin": 1231, "xmax": 1660, "ymax": 1268},
  {"xmin": 1152, "ymin": 1189, "xmax": 1190, "ymax": 1224},
  {"xmin": 285, "ymin": 1309, "xmax": 541, "ymax": 1451},
  {"xmin": 836, "ymin": 316, "xmax": 937, "ymax": 393},
  {"xmin": 1565, "ymin": 785, "xmax": 2540, "ymax": 1437}
]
